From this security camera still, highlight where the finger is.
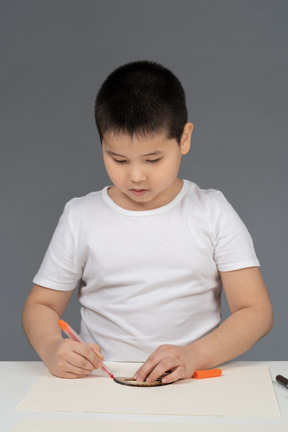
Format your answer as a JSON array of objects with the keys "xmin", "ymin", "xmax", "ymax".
[
  {"xmin": 61, "ymin": 372, "xmax": 83, "ymax": 379},
  {"xmin": 135, "ymin": 355, "xmax": 170, "ymax": 382},
  {"xmin": 134, "ymin": 359, "xmax": 158, "ymax": 382},
  {"xmin": 53, "ymin": 340, "xmax": 99, "ymax": 378},
  {"xmin": 50, "ymin": 368, "xmax": 82, "ymax": 379},
  {"xmin": 145, "ymin": 359, "xmax": 176, "ymax": 383},
  {"xmin": 134, "ymin": 348, "xmax": 167, "ymax": 381},
  {"xmin": 71, "ymin": 343, "xmax": 103, "ymax": 369},
  {"xmin": 161, "ymin": 366, "xmax": 184, "ymax": 383},
  {"xmin": 135, "ymin": 344, "xmax": 178, "ymax": 381},
  {"xmin": 64, "ymin": 365, "xmax": 92, "ymax": 377},
  {"xmin": 50, "ymin": 357, "xmax": 93, "ymax": 379},
  {"xmin": 88, "ymin": 343, "xmax": 104, "ymax": 360},
  {"xmin": 67, "ymin": 351, "xmax": 96, "ymax": 372},
  {"xmin": 60, "ymin": 364, "xmax": 93, "ymax": 378}
]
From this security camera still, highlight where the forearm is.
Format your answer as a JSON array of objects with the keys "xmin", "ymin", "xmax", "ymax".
[
  {"xmin": 189, "ymin": 304, "xmax": 273, "ymax": 370},
  {"xmin": 22, "ymin": 301, "xmax": 62, "ymax": 362},
  {"xmin": 23, "ymin": 285, "xmax": 104, "ymax": 378},
  {"xmin": 136, "ymin": 302, "xmax": 272, "ymax": 384}
]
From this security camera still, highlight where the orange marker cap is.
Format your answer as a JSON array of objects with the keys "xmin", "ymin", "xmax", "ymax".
[
  {"xmin": 58, "ymin": 319, "xmax": 68, "ymax": 331},
  {"xmin": 193, "ymin": 368, "xmax": 222, "ymax": 379}
]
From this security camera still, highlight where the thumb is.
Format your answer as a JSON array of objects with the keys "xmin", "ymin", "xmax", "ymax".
[{"xmin": 87, "ymin": 343, "xmax": 104, "ymax": 360}]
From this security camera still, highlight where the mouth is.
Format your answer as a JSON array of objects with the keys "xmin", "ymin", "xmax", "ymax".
[{"xmin": 130, "ymin": 189, "xmax": 148, "ymax": 197}]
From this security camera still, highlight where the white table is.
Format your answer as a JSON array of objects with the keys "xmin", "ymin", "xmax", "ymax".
[{"xmin": 1, "ymin": 361, "xmax": 288, "ymax": 431}]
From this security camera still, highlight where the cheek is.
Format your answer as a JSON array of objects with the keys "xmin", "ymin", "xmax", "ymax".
[
  {"xmin": 158, "ymin": 157, "xmax": 181, "ymax": 179},
  {"xmin": 104, "ymin": 162, "xmax": 125, "ymax": 185},
  {"xmin": 103, "ymin": 159, "xmax": 117, "ymax": 180},
  {"xmin": 151, "ymin": 163, "xmax": 179, "ymax": 186}
]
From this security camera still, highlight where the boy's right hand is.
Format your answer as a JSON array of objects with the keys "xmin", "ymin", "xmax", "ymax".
[
  {"xmin": 22, "ymin": 285, "xmax": 106, "ymax": 379},
  {"xmin": 45, "ymin": 338, "xmax": 104, "ymax": 378}
]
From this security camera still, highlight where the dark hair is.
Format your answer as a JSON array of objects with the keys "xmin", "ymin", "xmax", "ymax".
[{"xmin": 95, "ymin": 60, "xmax": 187, "ymax": 143}]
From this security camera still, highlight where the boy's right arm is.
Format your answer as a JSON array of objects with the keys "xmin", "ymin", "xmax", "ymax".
[{"xmin": 22, "ymin": 284, "xmax": 103, "ymax": 378}]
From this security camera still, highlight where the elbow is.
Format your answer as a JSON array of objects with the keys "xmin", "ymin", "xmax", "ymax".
[
  {"xmin": 267, "ymin": 309, "xmax": 273, "ymax": 335},
  {"xmin": 262, "ymin": 302, "xmax": 273, "ymax": 337}
]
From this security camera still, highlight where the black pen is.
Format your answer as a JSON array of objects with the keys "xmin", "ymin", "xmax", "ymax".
[{"xmin": 276, "ymin": 375, "xmax": 288, "ymax": 389}]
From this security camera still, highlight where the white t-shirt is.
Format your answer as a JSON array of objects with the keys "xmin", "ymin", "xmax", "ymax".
[{"xmin": 33, "ymin": 180, "xmax": 259, "ymax": 361}]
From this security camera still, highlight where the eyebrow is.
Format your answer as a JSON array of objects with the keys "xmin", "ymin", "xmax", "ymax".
[
  {"xmin": 142, "ymin": 151, "xmax": 164, "ymax": 157},
  {"xmin": 105, "ymin": 150, "xmax": 164, "ymax": 157}
]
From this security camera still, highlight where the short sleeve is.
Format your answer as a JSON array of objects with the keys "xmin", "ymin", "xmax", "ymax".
[
  {"xmin": 33, "ymin": 201, "xmax": 83, "ymax": 290},
  {"xmin": 212, "ymin": 192, "xmax": 260, "ymax": 272}
]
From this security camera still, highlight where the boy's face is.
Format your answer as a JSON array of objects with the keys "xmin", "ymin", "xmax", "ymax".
[{"xmin": 102, "ymin": 123, "xmax": 193, "ymax": 211}]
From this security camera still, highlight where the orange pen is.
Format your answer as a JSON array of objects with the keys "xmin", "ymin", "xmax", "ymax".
[
  {"xmin": 193, "ymin": 368, "xmax": 222, "ymax": 379},
  {"xmin": 58, "ymin": 319, "xmax": 114, "ymax": 379}
]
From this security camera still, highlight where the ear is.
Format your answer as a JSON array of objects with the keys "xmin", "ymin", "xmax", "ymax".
[{"xmin": 180, "ymin": 122, "xmax": 193, "ymax": 155}]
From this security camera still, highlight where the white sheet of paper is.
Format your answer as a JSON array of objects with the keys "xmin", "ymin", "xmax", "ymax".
[
  {"xmin": 15, "ymin": 363, "xmax": 280, "ymax": 418},
  {"xmin": 12, "ymin": 418, "xmax": 288, "ymax": 432}
]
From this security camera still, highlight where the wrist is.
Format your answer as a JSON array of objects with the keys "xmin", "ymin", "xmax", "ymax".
[
  {"xmin": 37, "ymin": 335, "xmax": 63, "ymax": 364},
  {"xmin": 186, "ymin": 338, "xmax": 215, "ymax": 371}
]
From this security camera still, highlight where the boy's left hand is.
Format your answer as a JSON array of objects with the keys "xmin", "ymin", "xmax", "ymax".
[{"xmin": 134, "ymin": 344, "xmax": 195, "ymax": 384}]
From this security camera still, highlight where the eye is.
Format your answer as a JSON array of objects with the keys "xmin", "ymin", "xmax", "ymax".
[
  {"xmin": 147, "ymin": 158, "xmax": 162, "ymax": 163},
  {"xmin": 113, "ymin": 159, "xmax": 127, "ymax": 164}
]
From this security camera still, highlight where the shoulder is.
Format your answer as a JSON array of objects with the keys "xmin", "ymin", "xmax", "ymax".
[
  {"xmin": 67, "ymin": 189, "xmax": 103, "ymax": 208},
  {"xmin": 61, "ymin": 188, "xmax": 109, "ymax": 222},
  {"xmin": 183, "ymin": 180, "xmax": 226, "ymax": 210},
  {"xmin": 182, "ymin": 181, "xmax": 242, "ymax": 229}
]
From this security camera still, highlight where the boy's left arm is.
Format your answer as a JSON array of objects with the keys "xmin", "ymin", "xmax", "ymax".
[{"xmin": 134, "ymin": 267, "xmax": 273, "ymax": 384}]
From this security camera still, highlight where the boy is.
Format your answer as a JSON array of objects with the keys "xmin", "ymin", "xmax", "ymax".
[{"xmin": 23, "ymin": 61, "xmax": 272, "ymax": 384}]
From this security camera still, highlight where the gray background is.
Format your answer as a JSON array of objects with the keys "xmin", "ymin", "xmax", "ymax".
[{"xmin": 1, "ymin": 0, "xmax": 287, "ymax": 361}]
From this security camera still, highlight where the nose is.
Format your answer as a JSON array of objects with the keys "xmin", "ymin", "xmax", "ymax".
[{"xmin": 129, "ymin": 164, "xmax": 147, "ymax": 183}]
